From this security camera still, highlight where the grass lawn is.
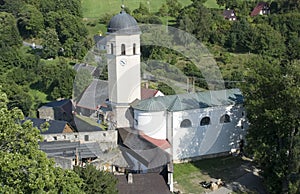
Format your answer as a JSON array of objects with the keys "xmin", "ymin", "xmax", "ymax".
[
  {"xmin": 81, "ymin": 0, "xmax": 221, "ymax": 37},
  {"xmin": 174, "ymin": 156, "xmax": 249, "ymax": 193},
  {"xmin": 83, "ymin": 19, "xmax": 107, "ymax": 38},
  {"xmin": 82, "ymin": 0, "xmax": 192, "ymax": 18},
  {"xmin": 28, "ymin": 89, "xmax": 49, "ymax": 117},
  {"xmin": 204, "ymin": 0, "xmax": 223, "ymax": 9},
  {"xmin": 75, "ymin": 114, "xmax": 107, "ymax": 130}
]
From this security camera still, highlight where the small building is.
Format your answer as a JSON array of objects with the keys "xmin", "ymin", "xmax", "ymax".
[
  {"xmin": 94, "ymin": 35, "xmax": 107, "ymax": 51},
  {"xmin": 39, "ymin": 141, "xmax": 102, "ymax": 168},
  {"xmin": 26, "ymin": 118, "xmax": 75, "ymax": 139},
  {"xmin": 38, "ymin": 99, "xmax": 75, "ymax": 128},
  {"xmin": 223, "ymin": 9, "xmax": 237, "ymax": 21},
  {"xmin": 250, "ymin": 2, "xmax": 270, "ymax": 17}
]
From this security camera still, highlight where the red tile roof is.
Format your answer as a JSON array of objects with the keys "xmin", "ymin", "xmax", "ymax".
[
  {"xmin": 139, "ymin": 132, "xmax": 171, "ymax": 150},
  {"xmin": 251, "ymin": 2, "xmax": 269, "ymax": 17},
  {"xmin": 141, "ymin": 88, "xmax": 159, "ymax": 100}
]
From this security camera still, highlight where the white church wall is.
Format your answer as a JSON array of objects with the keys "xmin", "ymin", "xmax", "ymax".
[
  {"xmin": 115, "ymin": 34, "xmax": 140, "ymax": 55},
  {"xmin": 134, "ymin": 110, "xmax": 167, "ymax": 140},
  {"xmin": 113, "ymin": 104, "xmax": 134, "ymax": 128},
  {"xmin": 155, "ymin": 91, "xmax": 164, "ymax": 97},
  {"xmin": 115, "ymin": 57, "xmax": 141, "ymax": 103},
  {"xmin": 172, "ymin": 105, "xmax": 247, "ymax": 161}
]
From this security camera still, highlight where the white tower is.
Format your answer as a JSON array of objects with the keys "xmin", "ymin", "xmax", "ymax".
[{"xmin": 106, "ymin": 7, "xmax": 141, "ymax": 128}]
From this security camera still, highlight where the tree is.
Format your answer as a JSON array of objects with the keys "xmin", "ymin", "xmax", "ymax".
[
  {"xmin": 158, "ymin": 3, "xmax": 168, "ymax": 17},
  {"xmin": 133, "ymin": 2, "xmax": 149, "ymax": 16},
  {"xmin": 0, "ymin": 89, "xmax": 84, "ymax": 193},
  {"xmin": 33, "ymin": 61, "xmax": 75, "ymax": 100},
  {"xmin": 41, "ymin": 28, "xmax": 60, "ymax": 59},
  {"xmin": 216, "ymin": 0, "xmax": 226, "ymax": 7},
  {"xmin": 241, "ymin": 57, "xmax": 300, "ymax": 193},
  {"xmin": 0, "ymin": 0, "xmax": 26, "ymax": 16},
  {"xmin": 2, "ymin": 83, "xmax": 33, "ymax": 116},
  {"xmin": 177, "ymin": 2, "xmax": 212, "ymax": 42},
  {"xmin": 39, "ymin": 0, "xmax": 82, "ymax": 17},
  {"xmin": 251, "ymin": 24, "xmax": 286, "ymax": 58},
  {"xmin": 166, "ymin": 0, "xmax": 182, "ymax": 18},
  {"xmin": 17, "ymin": 4, "xmax": 44, "ymax": 38},
  {"xmin": 0, "ymin": 12, "xmax": 22, "ymax": 48},
  {"xmin": 225, "ymin": 19, "xmax": 254, "ymax": 52},
  {"xmin": 286, "ymin": 32, "xmax": 300, "ymax": 60},
  {"xmin": 157, "ymin": 82, "xmax": 175, "ymax": 95},
  {"xmin": 73, "ymin": 164, "xmax": 118, "ymax": 194},
  {"xmin": 276, "ymin": 0, "xmax": 300, "ymax": 12}
]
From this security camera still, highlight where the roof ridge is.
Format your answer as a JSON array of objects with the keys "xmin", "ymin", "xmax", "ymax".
[{"xmin": 167, "ymin": 95, "xmax": 180, "ymax": 111}]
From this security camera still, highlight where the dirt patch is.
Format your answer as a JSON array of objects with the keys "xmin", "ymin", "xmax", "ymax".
[{"xmin": 173, "ymin": 156, "xmax": 260, "ymax": 193}]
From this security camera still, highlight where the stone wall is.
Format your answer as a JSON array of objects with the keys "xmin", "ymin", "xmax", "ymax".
[{"xmin": 42, "ymin": 130, "xmax": 118, "ymax": 148}]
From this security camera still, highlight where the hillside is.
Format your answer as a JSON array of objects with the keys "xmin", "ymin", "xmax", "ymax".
[
  {"xmin": 82, "ymin": 0, "xmax": 192, "ymax": 18},
  {"xmin": 82, "ymin": 0, "xmax": 222, "ymax": 18}
]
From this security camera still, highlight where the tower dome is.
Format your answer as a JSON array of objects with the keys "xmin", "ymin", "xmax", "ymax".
[{"xmin": 107, "ymin": 8, "xmax": 140, "ymax": 34}]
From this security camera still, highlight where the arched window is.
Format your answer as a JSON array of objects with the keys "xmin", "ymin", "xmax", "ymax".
[
  {"xmin": 133, "ymin": 43, "xmax": 136, "ymax": 55},
  {"xmin": 180, "ymin": 119, "xmax": 192, "ymax": 128},
  {"xmin": 200, "ymin": 117, "xmax": 210, "ymax": 126},
  {"xmin": 220, "ymin": 114, "xmax": 231, "ymax": 123},
  {"xmin": 110, "ymin": 43, "xmax": 114, "ymax": 54},
  {"xmin": 121, "ymin": 44, "xmax": 126, "ymax": 55}
]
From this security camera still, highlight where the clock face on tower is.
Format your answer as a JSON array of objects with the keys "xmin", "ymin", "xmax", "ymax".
[{"xmin": 119, "ymin": 59, "xmax": 127, "ymax": 66}]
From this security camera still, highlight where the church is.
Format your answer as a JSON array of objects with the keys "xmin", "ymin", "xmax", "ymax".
[{"xmin": 104, "ymin": 6, "xmax": 247, "ymax": 170}]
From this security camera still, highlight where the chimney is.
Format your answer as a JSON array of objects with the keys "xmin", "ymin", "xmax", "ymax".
[{"xmin": 127, "ymin": 173, "xmax": 133, "ymax": 184}]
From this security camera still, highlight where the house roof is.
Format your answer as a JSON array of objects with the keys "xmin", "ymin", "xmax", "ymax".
[
  {"xmin": 116, "ymin": 173, "xmax": 171, "ymax": 194},
  {"xmin": 39, "ymin": 141, "xmax": 101, "ymax": 159},
  {"xmin": 74, "ymin": 115, "xmax": 103, "ymax": 132},
  {"xmin": 251, "ymin": 2, "xmax": 269, "ymax": 17},
  {"xmin": 39, "ymin": 141, "xmax": 78, "ymax": 158},
  {"xmin": 90, "ymin": 147, "xmax": 130, "ymax": 168},
  {"xmin": 141, "ymin": 88, "xmax": 159, "ymax": 100},
  {"xmin": 93, "ymin": 35, "xmax": 107, "ymax": 46},
  {"xmin": 118, "ymin": 128, "xmax": 170, "ymax": 170},
  {"xmin": 78, "ymin": 142, "xmax": 102, "ymax": 159},
  {"xmin": 223, "ymin": 9, "xmax": 236, "ymax": 19},
  {"xmin": 38, "ymin": 99, "xmax": 72, "ymax": 110},
  {"xmin": 132, "ymin": 89, "xmax": 243, "ymax": 112},
  {"xmin": 25, "ymin": 118, "xmax": 74, "ymax": 134},
  {"xmin": 139, "ymin": 132, "xmax": 171, "ymax": 150},
  {"xmin": 73, "ymin": 63, "xmax": 97, "ymax": 75},
  {"xmin": 76, "ymin": 79, "xmax": 108, "ymax": 111}
]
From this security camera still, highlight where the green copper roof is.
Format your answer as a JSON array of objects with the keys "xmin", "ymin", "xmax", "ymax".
[{"xmin": 132, "ymin": 89, "xmax": 243, "ymax": 112}]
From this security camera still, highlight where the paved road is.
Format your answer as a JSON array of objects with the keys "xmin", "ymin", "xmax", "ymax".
[{"xmin": 23, "ymin": 41, "xmax": 43, "ymax": 49}]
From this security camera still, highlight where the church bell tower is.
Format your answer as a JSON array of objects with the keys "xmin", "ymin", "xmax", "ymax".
[{"xmin": 106, "ymin": 6, "xmax": 141, "ymax": 128}]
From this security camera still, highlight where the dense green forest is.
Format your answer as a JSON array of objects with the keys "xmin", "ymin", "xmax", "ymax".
[
  {"xmin": 0, "ymin": 0, "xmax": 92, "ymax": 116},
  {"xmin": 0, "ymin": 0, "xmax": 299, "ymax": 193}
]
